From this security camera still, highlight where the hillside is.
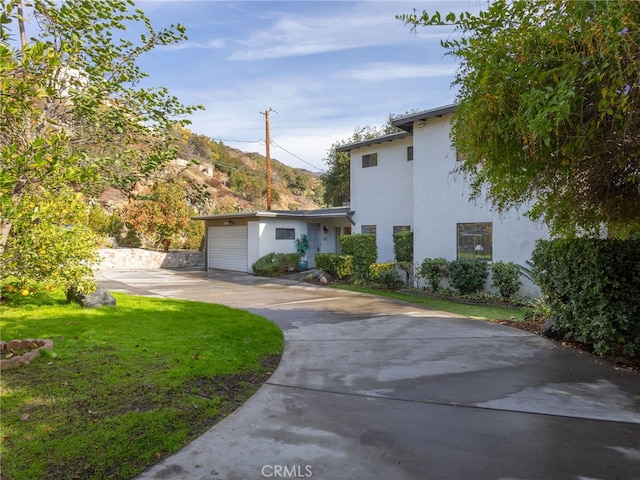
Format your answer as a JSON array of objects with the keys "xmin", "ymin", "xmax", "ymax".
[{"xmin": 98, "ymin": 131, "xmax": 325, "ymax": 214}]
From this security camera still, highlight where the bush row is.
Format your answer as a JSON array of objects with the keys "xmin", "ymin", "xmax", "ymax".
[
  {"xmin": 419, "ymin": 258, "xmax": 522, "ymax": 297},
  {"xmin": 531, "ymin": 238, "xmax": 640, "ymax": 356}
]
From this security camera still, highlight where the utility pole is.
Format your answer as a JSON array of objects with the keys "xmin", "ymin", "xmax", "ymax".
[{"xmin": 261, "ymin": 108, "xmax": 275, "ymax": 210}]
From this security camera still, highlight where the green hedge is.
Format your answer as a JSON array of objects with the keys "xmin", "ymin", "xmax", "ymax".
[
  {"xmin": 419, "ymin": 257, "xmax": 449, "ymax": 292},
  {"xmin": 314, "ymin": 253, "xmax": 354, "ymax": 279},
  {"xmin": 339, "ymin": 235, "xmax": 355, "ymax": 255},
  {"xmin": 531, "ymin": 238, "xmax": 640, "ymax": 356},
  {"xmin": 393, "ymin": 231, "xmax": 413, "ymax": 262},
  {"xmin": 448, "ymin": 259, "xmax": 489, "ymax": 294},
  {"xmin": 369, "ymin": 262, "xmax": 403, "ymax": 290},
  {"xmin": 251, "ymin": 252, "xmax": 300, "ymax": 277},
  {"xmin": 351, "ymin": 234, "xmax": 377, "ymax": 281},
  {"xmin": 490, "ymin": 261, "xmax": 522, "ymax": 298}
]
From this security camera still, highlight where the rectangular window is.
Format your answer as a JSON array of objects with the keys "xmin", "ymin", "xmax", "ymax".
[
  {"xmin": 393, "ymin": 225, "xmax": 411, "ymax": 233},
  {"xmin": 362, "ymin": 153, "xmax": 378, "ymax": 168},
  {"xmin": 361, "ymin": 225, "xmax": 377, "ymax": 235},
  {"xmin": 275, "ymin": 228, "xmax": 295, "ymax": 240},
  {"xmin": 457, "ymin": 222, "xmax": 492, "ymax": 260},
  {"xmin": 407, "ymin": 146, "xmax": 414, "ymax": 161}
]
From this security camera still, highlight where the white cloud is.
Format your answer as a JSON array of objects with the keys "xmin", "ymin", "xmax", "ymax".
[{"xmin": 346, "ymin": 62, "xmax": 458, "ymax": 82}]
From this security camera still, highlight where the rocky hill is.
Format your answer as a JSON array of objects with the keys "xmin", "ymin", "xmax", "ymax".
[{"xmin": 99, "ymin": 131, "xmax": 325, "ymax": 214}]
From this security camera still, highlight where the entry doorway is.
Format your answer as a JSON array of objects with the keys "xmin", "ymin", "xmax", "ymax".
[{"xmin": 307, "ymin": 223, "xmax": 321, "ymax": 268}]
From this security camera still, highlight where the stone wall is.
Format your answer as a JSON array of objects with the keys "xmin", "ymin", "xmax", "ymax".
[{"xmin": 96, "ymin": 248, "xmax": 205, "ymax": 271}]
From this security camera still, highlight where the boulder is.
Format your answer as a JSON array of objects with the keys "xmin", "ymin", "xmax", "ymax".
[
  {"xmin": 67, "ymin": 286, "xmax": 116, "ymax": 308},
  {"xmin": 541, "ymin": 316, "xmax": 560, "ymax": 338}
]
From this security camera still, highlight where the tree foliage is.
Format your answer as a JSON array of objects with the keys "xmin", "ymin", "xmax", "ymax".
[
  {"xmin": 401, "ymin": 1, "xmax": 640, "ymax": 236},
  {"xmin": 122, "ymin": 181, "xmax": 192, "ymax": 251},
  {"xmin": 1, "ymin": 0, "xmax": 200, "ymax": 289}
]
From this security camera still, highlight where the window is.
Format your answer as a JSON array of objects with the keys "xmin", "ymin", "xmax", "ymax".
[
  {"xmin": 457, "ymin": 222, "xmax": 492, "ymax": 260},
  {"xmin": 275, "ymin": 228, "xmax": 295, "ymax": 240},
  {"xmin": 361, "ymin": 225, "xmax": 377, "ymax": 235},
  {"xmin": 362, "ymin": 153, "xmax": 378, "ymax": 168},
  {"xmin": 393, "ymin": 225, "xmax": 411, "ymax": 233},
  {"xmin": 407, "ymin": 146, "xmax": 414, "ymax": 161}
]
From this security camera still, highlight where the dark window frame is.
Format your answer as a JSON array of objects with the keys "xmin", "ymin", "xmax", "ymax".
[
  {"xmin": 362, "ymin": 153, "xmax": 378, "ymax": 168},
  {"xmin": 275, "ymin": 228, "xmax": 296, "ymax": 240},
  {"xmin": 456, "ymin": 222, "xmax": 492, "ymax": 260}
]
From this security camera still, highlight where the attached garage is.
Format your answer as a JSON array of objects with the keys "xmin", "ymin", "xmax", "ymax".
[
  {"xmin": 207, "ymin": 225, "xmax": 248, "ymax": 271},
  {"xmin": 195, "ymin": 208, "xmax": 354, "ymax": 273}
]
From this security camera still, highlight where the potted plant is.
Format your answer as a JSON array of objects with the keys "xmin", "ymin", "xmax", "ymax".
[{"xmin": 295, "ymin": 234, "xmax": 310, "ymax": 270}]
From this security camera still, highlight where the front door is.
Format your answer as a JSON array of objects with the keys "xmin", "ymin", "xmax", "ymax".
[{"xmin": 307, "ymin": 223, "xmax": 321, "ymax": 268}]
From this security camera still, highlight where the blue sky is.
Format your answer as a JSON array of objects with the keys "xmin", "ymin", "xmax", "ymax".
[{"xmin": 137, "ymin": 1, "xmax": 484, "ymax": 171}]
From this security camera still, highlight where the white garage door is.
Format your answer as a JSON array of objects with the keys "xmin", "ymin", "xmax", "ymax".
[{"xmin": 208, "ymin": 226, "xmax": 248, "ymax": 271}]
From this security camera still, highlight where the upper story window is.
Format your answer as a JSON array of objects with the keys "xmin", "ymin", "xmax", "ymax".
[
  {"xmin": 362, "ymin": 153, "xmax": 378, "ymax": 168},
  {"xmin": 457, "ymin": 222, "xmax": 492, "ymax": 260},
  {"xmin": 275, "ymin": 228, "xmax": 295, "ymax": 240},
  {"xmin": 407, "ymin": 146, "xmax": 414, "ymax": 161},
  {"xmin": 361, "ymin": 225, "xmax": 377, "ymax": 235}
]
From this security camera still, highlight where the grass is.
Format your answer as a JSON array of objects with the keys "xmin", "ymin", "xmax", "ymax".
[
  {"xmin": 0, "ymin": 291, "xmax": 283, "ymax": 480},
  {"xmin": 331, "ymin": 285, "xmax": 526, "ymax": 321}
]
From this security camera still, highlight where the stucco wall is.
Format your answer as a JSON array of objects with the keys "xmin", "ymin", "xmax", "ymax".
[{"xmin": 349, "ymin": 136, "xmax": 414, "ymax": 262}]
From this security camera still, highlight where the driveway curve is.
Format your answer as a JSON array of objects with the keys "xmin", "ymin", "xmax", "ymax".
[{"xmin": 96, "ymin": 268, "xmax": 640, "ymax": 480}]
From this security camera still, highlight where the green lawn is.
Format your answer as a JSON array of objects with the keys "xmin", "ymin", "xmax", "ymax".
[
  {"xmin": 0, "ymin": 292, "xmax": 283, "ymax": 480},
  {"xmin": 332, "ymin": 285, "xmax": 526, "ymax": 321}
]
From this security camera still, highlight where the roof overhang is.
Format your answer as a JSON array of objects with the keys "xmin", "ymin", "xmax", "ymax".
[
  {"xmin": 192, "ymin": 206, "xmax": 354, "ymax": 221},
  {"xmin": 391, "ymin": 104, "xmax": 457, "ymax": 133},
  {"xmin": 335, "ymin": 131, "xmax": 411, "ymax": 153}
]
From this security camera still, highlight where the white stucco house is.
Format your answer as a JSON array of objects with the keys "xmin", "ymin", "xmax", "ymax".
[
  {"xmin": 336, "ymin": 104, "xmax": 549, "ymax": 296},
  {"xmin": 194, "ymin": 207, "xmax": 353, "ymax": 272}
]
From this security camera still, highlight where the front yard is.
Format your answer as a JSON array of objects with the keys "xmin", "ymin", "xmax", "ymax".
[{"xmin": 0, "ymin": 292, "xmax": 283, "ymax": 480}]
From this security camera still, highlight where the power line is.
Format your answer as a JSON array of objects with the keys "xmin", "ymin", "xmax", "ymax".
[{"xmin": 270, "ymin": 141, "xmax": 324, "ymax": 172}]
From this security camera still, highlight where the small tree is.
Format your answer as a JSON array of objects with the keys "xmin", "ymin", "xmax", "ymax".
[
  {"xmin": 123, "ymin": 181, "xmax": 191, "ymax": 252},
  {"xmin": 419, "ymin": 258, "xmax": 448, "ymax": 292}
]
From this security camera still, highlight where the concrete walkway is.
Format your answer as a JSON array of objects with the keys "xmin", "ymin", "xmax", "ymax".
[{"xmin": 96, "ymin": 268, "xmax": 640, "ymax": 480}]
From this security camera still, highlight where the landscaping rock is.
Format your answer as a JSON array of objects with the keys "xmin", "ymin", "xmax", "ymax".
[
  {"xmin": 67, "ymin": 286, "xmax": 116, "ymax": 308},
  {"xmin": 542, "ymin": 316, "xmax": 560, "ymax": 338}
]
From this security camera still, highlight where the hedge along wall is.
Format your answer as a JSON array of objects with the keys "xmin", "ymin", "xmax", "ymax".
[
  {"xmin": 351, "ymin": 234, "xmax": 377, "ymax": 281},
  {"xmin": 531, "ymin": 238, "xmax": 640, "ymax": 356}
]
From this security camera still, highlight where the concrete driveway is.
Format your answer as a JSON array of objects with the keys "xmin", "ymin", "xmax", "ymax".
[{"xmin": 96, "ymin": 268, "xmax": 640, "ymax": 480}]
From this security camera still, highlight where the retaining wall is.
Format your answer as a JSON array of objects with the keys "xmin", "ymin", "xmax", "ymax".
[{"xmin": 96, "ymin": 248, "xmax": 205, "ymax": 271}]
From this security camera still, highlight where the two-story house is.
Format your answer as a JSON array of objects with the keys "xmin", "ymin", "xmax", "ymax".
[{"xmin": 337, "ymin": 104, "xmax": 549, "ymax": 296}]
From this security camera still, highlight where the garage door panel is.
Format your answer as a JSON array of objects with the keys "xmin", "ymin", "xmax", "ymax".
[{"xmin": 208, "ymin": 226, "xmax": 248, "ymax": 271}]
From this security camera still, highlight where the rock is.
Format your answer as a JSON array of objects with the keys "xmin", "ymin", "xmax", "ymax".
[
  {"xmin": 319, "ymin": 276, "xmax": 328, "ymax": 285},
  {"xmin": 67, "ymin": 286, "xmax": 116, "ymax": 308},
  {"xmin": 542, "ymin": 316, "xmax": 559, "ymax": 338}
]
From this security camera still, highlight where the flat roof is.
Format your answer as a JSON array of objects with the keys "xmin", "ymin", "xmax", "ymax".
[{"xmin": 192, "ymin": 206, "xmax": 353, "ymax": 221}]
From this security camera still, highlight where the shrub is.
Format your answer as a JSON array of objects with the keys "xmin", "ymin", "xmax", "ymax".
[
  {"xmin": 352, "ymin": 234, "xmax": 377, "ymax": 281},
  {"xmin": 490, "ymin": 261, "xmax": 522, "ymax": 298},
  {"xmin": 448, "ymin": 259, "xmax": 489, "ymax": 294},
  {"xmin": 251, "ymin": 252, "xmax": 300, "ymax": 277},
  {"xmin": 393, "ymin": 231, "xmax": 413, "ymax": 262},
  {"xmin": 419, "ymin": 257, "xmax": 449, "ymax": 292},
  {"xmin": 315, "ymin": 253, "xmax": 353, "ymax": 279},
  {"xmin": 369, "ymin": 262, "xmax": 403, "ymax": 290},
  {"xmin": 531, "ymin": 238, "xmax": 640, "ymax": 356},
  {"xmin": 339, "ymin": 234, "xmax": 355, "ymax": 255}
]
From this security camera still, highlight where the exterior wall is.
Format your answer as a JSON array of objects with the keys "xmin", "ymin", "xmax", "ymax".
[
  {"xmin": 411, "ymin": 113, "xmax": 549, "ymax": 296},
  {"xmin": 349, "ymin": 136, "xmax": 414, "ymax": 262}
]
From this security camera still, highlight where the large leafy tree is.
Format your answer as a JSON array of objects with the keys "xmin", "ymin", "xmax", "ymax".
[
  {"xmin": 401, "ymin": 0, "xmax": 640, "ymax": 237},
  {"xmin": 1, "ymin": 0, "xmax": 201, "ymax": 291}
]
